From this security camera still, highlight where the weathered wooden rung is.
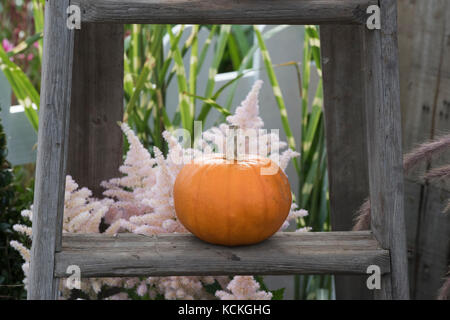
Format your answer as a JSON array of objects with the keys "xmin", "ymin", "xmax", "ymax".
[
  {"xmin": 71, "ymin": 0, "xmax": 376, "ymax": 25},
  {"xmin": 54, "ymin": 231, "xmax": 390, "ymax": 278}
]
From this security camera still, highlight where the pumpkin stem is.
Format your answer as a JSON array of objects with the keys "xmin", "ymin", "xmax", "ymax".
[{"xmin": 229, "ymin": 125, "xmax": 239, "ymax": 161}]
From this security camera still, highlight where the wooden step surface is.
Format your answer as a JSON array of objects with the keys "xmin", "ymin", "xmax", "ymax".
[{"xmin": 55, "ymin": 231, "xmax": 390, "ymax": 278}]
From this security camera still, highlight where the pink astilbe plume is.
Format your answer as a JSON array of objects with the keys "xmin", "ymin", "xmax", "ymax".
[
  {"xmin": 101, "ymin": 123, "xmax": 156, "ymax": 225},
  {"xmin": 215, "ymin": 276, "xmax": 273, "ymax": 300},
  {"xmin": 202, "ymin": 80, "xmax": 299, "ymax": 173},
  {"xmin": 119, "ymin": 145, "xmax": 188, "ymax": 235},
  {"xmin": 151, "ymin": 276, "xmax": 231, "ymax": 300},
  {"xmin": 64, "ymin": 176, "xmax": 114, "ymax": 233},
  {"xmin": 226, "ymin": 80, "xmax": 264, "ymax": 129},
  {"xmin": 10, "ymin": 177, "xmax": 124, "ymax": 297},
  {"xmin": 11, "ymin": 81, "xmax": 308, "ymax": 300},
  {"xmin": 107, "ymin": 123, "xmax": 157, "ymax": 192},
  {"xmin": 280, "ymin": 203, "xmax": 309, "ymax": 231}
]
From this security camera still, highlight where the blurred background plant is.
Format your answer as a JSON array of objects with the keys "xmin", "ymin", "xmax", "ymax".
[
  {"xmin": 0, "ymin": 108, "xmax": 34, "ymax": 300},
  {"xmin": 0, "ymin": 0, "xmax": 42, "ymax": 88},
  {"xmin": 0, "ymin": 0, "xmax": 329, "ymax": 300},
  {"xmin": 0, "ymin": 0, "xmax": 43, "ymax": 131}
]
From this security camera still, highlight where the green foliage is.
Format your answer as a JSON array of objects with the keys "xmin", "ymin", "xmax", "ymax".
[
  {"xmin": 253, "ymin": 26, "xmax": 299, "ymax": 173},
  {"xmin": 270, "ymin": 288, "xmax": 285, "ymax": 300},
  {"xmin": 254, "ymin": 275, "xmax": 285, "ymax": 300},
  {"xmin": 122, "ymin": 24, "xmax": 287, "ymax": 153},
  {"xmin": 203, "ymin": 280, "xmax": 223, "ymax": 296},
  {"xmin": 0, "ymin": 0, "xmax": 43, "ymax": 131},
  {"xmin": 0, "ymin": 44, "xmax": 40, "ymax": 130},
  {"xmin": 0, "ymin": 115, "xmax": 13, "ymax": 202},
  {"xmin": 0, "ymin": 109, "xmax": 34, "ymax": 300},
  {"xmin": 122, "ymin": 24, "xmax": 236, "ymax": 149},
  {"xmin": 296, "ymin": 25, "xmax": 331, "ymax": 300}
]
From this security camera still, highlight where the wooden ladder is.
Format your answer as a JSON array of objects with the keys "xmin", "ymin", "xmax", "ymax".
[{"xmin": 29, "ymin": 0, "xmax": 409, "ymax": 300}]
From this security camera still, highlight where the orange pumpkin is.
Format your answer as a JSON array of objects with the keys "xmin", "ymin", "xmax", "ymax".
[{"xmin": 173, "ymin": 154, "xmax": 292, "ymax": 246}]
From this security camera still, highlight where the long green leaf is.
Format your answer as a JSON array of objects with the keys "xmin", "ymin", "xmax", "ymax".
[
  {"xmin": 131, "ymin": 24, "xmax": 143, "ymax": 77},
  {"xmin": 167, "ymin": 25, "xmax": 192, "ymax": 134},
  {"xmin": 158, "ymin": 25, "xmax": 185, "ymax": 86},
  {"xmin": 227, "ymin": 33, "xmax": 242, "ymax": 70},
  {"xmin": 232, "ymin": 26, "xmax": 251, "ymax": 58},
  {"xmin": 302, "ymin": 80, "xmax": 323, "ymax": 161},
  {"xmin": 196, "ymin": 71, "xmax": 247, "ymax": 123},
  {"xmin": 197, "ymin": 25, "xmax": 218, "ymax": 76},
  {"xmin": 6, "ymin": 33, "xmax": 43, "ymax": 58},
  {"xmin": 305, "ymin": 25, "xmax": 322, "ymax": 75},
  {"xmin": 124, "ymin": 57, "xmax": 155, "ymax": 122},
  {"xmin": 224, "ymin": 25, "xmax": 289, "ymax": 111},
  {"xmin": 32, "ymin": 0, "xmax": 45, "ymax": 59},
  {"xmin": 188, "ymin": 25, "xmax": 200, "ymax": 119},
  {"xmin": 196, "ymin": 25, "xmax": 231, "ymax": 121},
  {"xmin": 183, "ymin": 92, "xmax": 231, "ymax": 118},
  {"xmin": 0, "ymin": 46, "xmax": 40, "ymax": 131},
  {"xmin": 254, "ymin": 26, "xmax": 299, "ymax": 174}
]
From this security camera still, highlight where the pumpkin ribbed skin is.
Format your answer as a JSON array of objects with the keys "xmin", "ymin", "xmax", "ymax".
[{"xmin": 173, "ymin": 154, "xmax": 292, "ymax": 246}]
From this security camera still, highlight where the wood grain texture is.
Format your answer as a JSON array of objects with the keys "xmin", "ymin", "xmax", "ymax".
[
  {"xmin": 413, "ymin": 183, "xmax": 450, "ymax": 299},
  {"xmin": 399, "ymin": 0, "xmax": 450, "ymax": 191},
  {"xmin": 404, "ymin": 179, "xmax": 450, "ymax": 299},
  {"xmin": 71, "ymin": 0, "xmax": 376, "ymax": 25},
  {"xmin": 362, "ymin": 0, "xmax": 409, "ymax": 299},
  {"xmin": 54, "ymin": 232, "xmax": 390, "ymax": 278},
  {"xmin": 67, "ymin": 23, "xmax": 124, "ymax": 197},
  {"xmin": 28, "ymin": 0, "xmax": 74, "ymax": 300},
  {"xmin": 398, "ymin": 0, "xmax": 450, "ymax": 299},
  {"xmin": 399, "ymin": 0, "xmax": 450, "ymax": 167},
  {"xmin": 320, "ymin": 25, "xmax": 373, "ymax": 300},
  {"xmin": 402, "ymin": 179, "xmax": 422, "ymax": 296},
  {"xmin": 318, "ymin": 0, "xmax": 450, "ymax": 300}
]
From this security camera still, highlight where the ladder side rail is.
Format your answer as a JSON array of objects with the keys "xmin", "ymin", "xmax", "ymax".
[
  {"xmin": 362, "ymin": 0, "xmax": 409, "ymax": 299},
  {"xmin": 28, "ymin": 0, "xmax": 75, "ymax": 300}
]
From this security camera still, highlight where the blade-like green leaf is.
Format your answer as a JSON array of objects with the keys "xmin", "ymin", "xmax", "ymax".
[
  {"xmin": 189, "ymin": 25, "xmax": 200, "ymax": 119},
  {"xmin": 196, "ymin": 71, "xmax": 247, "ymax": 122},
  {"xmin": 197, "ymin": 25, "xmax": 218, "ymax": 76},
  {"xmin": 0, "ymin": 46, "xmax": 40, "ymax": 131},
  {"xmin": 227, "ymin": 33, "xmax": 242, "ymax": 70},
  {"xmin": 183, "ymin": 92, "xmax": 231, "ymax": 118},
  {"xmin": 232, "ymin": 26, "xmax": 251, "ymax": 58},
  {"xmin": 32, "ymin": 0, "xmax": 45, "ymax": 59},
  {"xmin": 167, "ymin": 25, "xmax": 193, "ymax": 135},
  {"xmin": 124, "ymin": 57, "xmax": 155, "ymax": 122},
  {"xmin": 254, "ymin": 26, "xmax": 299, "ymax": 174},
  {"xmin": 225, "ymin": 25, "xmax": 289, "ymax": 111},
  {"xmin": 6, "ymin": 33, "xmax": 43, "ymax": 58},
  {"xmin": 196, "ymin": 25, "xmax": 231, "ymax": 121},
  {"xmin": 302, "ymin": 80, "xmax": 323, "ymax": 160},
  {"xmin": 158, "ymin": 25, "xmax": 185, "ymax": 86}
]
